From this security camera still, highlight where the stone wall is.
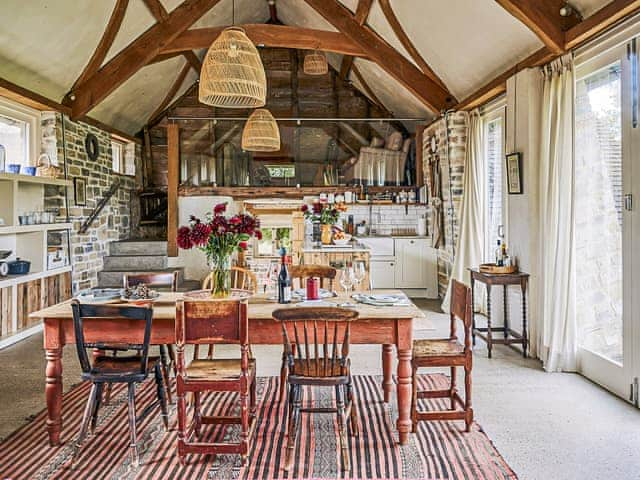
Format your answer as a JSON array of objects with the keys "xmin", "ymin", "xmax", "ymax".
[
  {"xmin": 422, "ymin": 112, "xmax": 468, "ymax": 297},
  {"xmin": 43, "ymin": 113, "xmax": 142, "ymax": 293}
]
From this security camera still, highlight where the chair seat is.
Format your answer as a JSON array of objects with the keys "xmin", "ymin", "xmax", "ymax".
[
  {"xmin": 291, "ymin": 358, "xmax": 346, "ymax": 377},
  {"xmin": 86, "ymin": 355, "xmax": 160, "ymax": 380},
  {"xmin": 186, "ymin": 358, "xmax": 256, "ymax": 381},
  {"xmin": 413, "ymin": 339, "xmax": 464, "ymax": 358}
]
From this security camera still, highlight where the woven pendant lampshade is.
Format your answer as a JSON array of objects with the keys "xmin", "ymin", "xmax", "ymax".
[
  {"xmin": 199, "ymin": 27, "xmax": 267, "ymax": 108},
  {"xmin": 242, "ymin": 109, "xmax": 280, "ymax": 152},
  {"xmin": 303, "ymin": 50, "xmax": 328, "ymax": 75}
]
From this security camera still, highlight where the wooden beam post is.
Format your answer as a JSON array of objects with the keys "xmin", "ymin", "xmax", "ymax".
[
  {"xmin": 339, "ymin": 0, "xmax": 373, "ymax": 80},
  {"xmin": 415, "ymin": 124, "xmax": 425, "ymax": 187},
  {"xmin": 302, "ymin": 0, "xmax": 455, "ymax": 112},
  {"xmin": 167, "ymin": 123, "xmax": 180, "ymax": 257}
]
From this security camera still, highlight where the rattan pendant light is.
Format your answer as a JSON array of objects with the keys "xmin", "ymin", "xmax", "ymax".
[
  {"xmin": 303, "ymin": 50, "xmax": 328, "ymax": 75},
  {"xmin": 242, "ymin": 109, "xmax": 280, "ymax": 152},
  {"xmin": 198, "ymin": 26, "xmax": 267, "ymax": 108}
]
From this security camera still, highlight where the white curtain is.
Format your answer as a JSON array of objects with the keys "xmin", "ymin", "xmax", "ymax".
[
  {"xmin": 537, "ymin": 55, "xmax": 577, "ymax": 372},
  {"xmin": 442, "ymin": 110, "xmax": 486, "ymax": 313}
]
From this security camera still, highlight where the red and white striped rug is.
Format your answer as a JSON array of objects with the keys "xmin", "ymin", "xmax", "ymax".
[{"xmin": 0, "ymin": 375, "xmax": 516, "ymax": 479}]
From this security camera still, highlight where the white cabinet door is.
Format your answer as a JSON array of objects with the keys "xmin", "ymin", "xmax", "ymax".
[
  {"xmin": 370, "ymin": 260, "xmax": 396, "ymax": 289},
  {"xmin": 394, "ymin": 239, "xmax": 437, "ymax": 292}
]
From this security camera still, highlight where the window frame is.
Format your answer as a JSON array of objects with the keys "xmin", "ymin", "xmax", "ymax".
[
  {"xmin": 0, "ymin": 96, "xmax": 41, "ymax": 168},
  {"xmin": 481, "ymin": 103, "xmax": 507, "ymax": 262},
  {"xmin": 111, "ymin": 135, "xmax": 135, "ymax": 177}
]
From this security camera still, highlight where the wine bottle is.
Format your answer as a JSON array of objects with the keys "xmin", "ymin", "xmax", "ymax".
[
  {"xmin": 278, "ymin": 247, "xmax": 292, "ymax": 304},
  {"xmin": 495, "ymin": 240, "xmax": 503, "ymax": 267}
]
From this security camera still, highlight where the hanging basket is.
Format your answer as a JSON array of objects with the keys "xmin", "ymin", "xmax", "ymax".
[
  {"xmin": 36, "ymin": 153, "xmax": 61, "ymax": 178},
  {"xmin": 303, "ymin": 51, "xmax": 328, "ymax": 75},
  {"xmin": 199, "ymin": 27, "xmax": 267, "ymax": 108},
  {"xmin": 241, "ymin": 109, "xmax": 280, "ymax": 152}
]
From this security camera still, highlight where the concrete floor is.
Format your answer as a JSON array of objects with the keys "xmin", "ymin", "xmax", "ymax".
[{"xmin": 1, "ymin": 299, "xmax": 639, "ymax": 479}]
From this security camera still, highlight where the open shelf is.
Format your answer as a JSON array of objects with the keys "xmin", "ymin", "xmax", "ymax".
[
  {"xmin": 0, "ymin": 223, "xmax": 72, "ymax": 235},
  {"xmin": 0, "ymin": 265, "xmax": 72, "ymax": 289},
  {"xmin": 0, "ymin": 171, "xmax": 71, "ymax": 187}
]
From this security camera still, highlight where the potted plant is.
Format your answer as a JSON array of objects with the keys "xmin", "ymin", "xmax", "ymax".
[
  {"xmin": 301, "ymin": 201, "xmax": 345, "ymax": 245},
  {"xmin": 177, "ymin": 203, "xmax": 261, "ymax": 297}
]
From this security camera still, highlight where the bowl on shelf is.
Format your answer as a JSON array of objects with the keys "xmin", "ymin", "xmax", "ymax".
[
  {"xmin": 23, "ymin": 166, "xmax": 36, "ymax": 176},
  {"xmin": 6, "ymin": 164, "xmax": 20, "ymax": 174},
  {"xmin": 7, "ymin": 258, "xmax": 30, "ymax": 275},
  {"xmin": 332, "ymin": 233, "xmax": 352, "ymax": 246}
]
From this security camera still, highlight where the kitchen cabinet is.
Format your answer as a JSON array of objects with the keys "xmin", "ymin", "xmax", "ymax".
[
  {"xmin": 370, "ymin": 260, "xmax": 396, "ymax": 289},
  {"xmin": 394, "ymin": 238, "xmax": 438, "ymax": 295}
]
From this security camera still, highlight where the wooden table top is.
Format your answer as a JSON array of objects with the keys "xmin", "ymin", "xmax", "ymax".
[{"xmin": 31, "ymin": 290, "xmax": 425, "ymax": 321}]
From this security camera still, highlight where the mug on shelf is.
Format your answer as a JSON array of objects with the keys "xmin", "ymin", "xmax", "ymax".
[{"xmin": 6, "ymin": 164, "xmax": 20, "ymax": 174}]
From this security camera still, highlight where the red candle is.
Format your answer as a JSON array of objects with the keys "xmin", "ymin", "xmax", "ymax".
[{"xmin": 306, "ymin": 277, "xmax": 319, "ymax": 300}]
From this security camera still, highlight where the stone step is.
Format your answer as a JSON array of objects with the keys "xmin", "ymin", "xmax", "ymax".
[
  {"xmin": 110, "ymin": 240, "xmax": 167, "ymax": 256},
  {"xmin": 97, "ymin": 268, "xmax": 183, "ymax": 288},
  {"xmin": 103, "ymin": 255, "xmax": 167, "ymax": 271}
]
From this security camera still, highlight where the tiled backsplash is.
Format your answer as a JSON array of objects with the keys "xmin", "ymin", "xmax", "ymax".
[{"xmin": 338, "ymin": 204, "xmax": 430, "ymax": 237}]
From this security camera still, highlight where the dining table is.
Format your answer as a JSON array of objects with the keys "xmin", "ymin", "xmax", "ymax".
[{"xmin": 30, "ymin": 290, "xmax": 424, "ymax": 447}]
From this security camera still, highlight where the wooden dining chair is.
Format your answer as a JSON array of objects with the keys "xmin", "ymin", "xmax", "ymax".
[
  {"xmin": 123, "ymin": 271, "xmax": 179, "ymax": 403},
  {"xmin": 194, "ymin": 266, "xmax": 257, "ymax": 361},
  {"xmin": 70, "ymin": 301, "xmax": 169, "ymax": 467},
  {"xmin": 288, "ymin": 264, "xmax": 336, "ymax": 290},
  {"xmin": 278, "ymin": 264, "xmax": 337, "ymax": 401},
  {"xmin": 273, "ymin": 307, "xmax": 359, "ymax": 473},
  {"xmin": 175, "ymin": 298, "xmax": 257, "ymax": 465},
  {"xmin": 411, "ymin": 279, "xmax": 473, "ymax": 433}
]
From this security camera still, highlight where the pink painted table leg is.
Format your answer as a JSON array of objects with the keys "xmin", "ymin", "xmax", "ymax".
[
  {"xmin": 45, "ymin": 347, "xmax": 63, "ymax": 446},
  {"xmin": 382, "ymin": 344, "xmax": 394, "ymax": 403}
]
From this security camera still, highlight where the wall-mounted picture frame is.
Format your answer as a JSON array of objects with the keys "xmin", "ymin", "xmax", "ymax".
[
  {"xmin": 74, "ymin": 177, "xmax": 86, "ymax": 206},
  {"xmin": 506, "ymin": 152, "xmax": 523, "ymax": 195}
]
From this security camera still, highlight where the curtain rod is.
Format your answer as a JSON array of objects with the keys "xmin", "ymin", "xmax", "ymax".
[{"xmin": 167, "ymin": 116, "xmax": 426, "ymax": 122}]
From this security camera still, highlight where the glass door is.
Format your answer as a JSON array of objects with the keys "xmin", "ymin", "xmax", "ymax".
[{"xmin": 575, "ymin": 41, "xmax": 638, "ymax": 401}]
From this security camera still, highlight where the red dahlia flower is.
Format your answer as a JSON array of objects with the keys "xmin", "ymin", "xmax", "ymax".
[
  {"xmin": 191, "ymin": 222, "xmax": 211, "ymax": 246},
  {"xmin": 214, "ymin": 203, "xmax": 226, "ymax": 215},
  {"xmin": 177, "ymin": 226, "xmax": 193, "ymax": 249}
]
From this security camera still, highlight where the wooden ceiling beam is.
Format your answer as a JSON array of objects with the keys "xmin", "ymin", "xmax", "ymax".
[
  {"xmin": 495, "ymin": 0, "xmax": 566, "ymax": 54},
  {"xmin": 565, "ymin": 0, "xmax": 640, "ymax": 49},
  {"xmin": 303, "ymin": 0, "xmax": 455, "ymax": 112},
  {"xmin": 378, "ymin": 0, "xmax": 449, "ymax": 92},
  {"xmin": 67, "ymin": 0, "xmax": 221, "ymax": 119},
  {"xmin": 182, "ymin": 50, "xmax": 202, "ymax": 73},
  {"xmin": 339, "ymin": 0, "xmax": 373, "ymax": 80},
  {"xmin": 71, "ymin": 0, "xmax": 129, "ymax": 90},
  {"xmin": 159, "ymin": 24, "xmax": 368, "ymax": 57}
]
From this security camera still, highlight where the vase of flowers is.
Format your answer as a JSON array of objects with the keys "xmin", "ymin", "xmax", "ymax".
[
  {"xmin": 301, "ymin": 201, "xmax": 346, "ymax": 245},
  {"xmin": 177, "ymin": 203, "xmax": 261, "ymax": 297}
]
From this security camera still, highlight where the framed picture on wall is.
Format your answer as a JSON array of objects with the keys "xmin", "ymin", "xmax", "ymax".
[
  {"xmin": 506, "ymin": 152, "xmax": 523, "ymax": 194},
  {"xmin": 74, "ymin": 177, "xmax": 86, "ymax": 206}
]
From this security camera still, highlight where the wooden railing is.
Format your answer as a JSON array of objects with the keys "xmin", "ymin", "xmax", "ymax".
[{"xmin": 78, "ymin": 179, "xmax": 121, "ymax": 234}]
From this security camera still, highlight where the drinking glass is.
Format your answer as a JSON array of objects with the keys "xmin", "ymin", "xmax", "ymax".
[
  {"xmin": 339, "ymin": 265, "xmax": 355, "ymax": 297},
  {"xmin": 352, "ymin": 261, "xmax": 367, "ymax": 292}
]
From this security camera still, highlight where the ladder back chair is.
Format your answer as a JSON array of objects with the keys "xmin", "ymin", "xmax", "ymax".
[
  {"xmin": 175, "ymin": 298, "xmax": 257, "ymax": 465},
  {"xmin": 195, "ymin": 266, "xmax": 258, "ymax": 361},
  {"xmin": 123, "ymin": 271, "xmax": 179, "ymax": 402},
  {"xmin": 411, "ymin": 279, "xmax": 474, "ymax": 432},
  {"xmin": 70, "ymin": 301, "xmax": 169, "ymax": 467},
  {"xmin": 273, "ymin": 307, "xmax": 359, "ymax": 473},
  {"xmin": 278, "ymin": 264, "xmax": 337, "ymax": 400}
]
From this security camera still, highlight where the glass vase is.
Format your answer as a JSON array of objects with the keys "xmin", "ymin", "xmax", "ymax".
[{"xmin": 208, "ymin": 256, "xmax": 232, "ymax": 298}]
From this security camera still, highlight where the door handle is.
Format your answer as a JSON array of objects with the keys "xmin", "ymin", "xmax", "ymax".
[{"xmin": 624, "ymin": 194, "xmax": 633, "ymax": 211}]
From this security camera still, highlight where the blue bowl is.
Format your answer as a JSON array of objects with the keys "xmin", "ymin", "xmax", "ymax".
[
  {"xmin": 23, "ymin": 166, "xmax": 36, "ymax": 176},
  {"xmin": 6, "ymin": 164, "xmax": 20, "ymax": 174}
]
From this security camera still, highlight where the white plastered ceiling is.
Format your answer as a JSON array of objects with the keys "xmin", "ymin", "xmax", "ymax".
[{"xmin": 0, "ymin": 0, "xmax": 613, "ymax": 134}]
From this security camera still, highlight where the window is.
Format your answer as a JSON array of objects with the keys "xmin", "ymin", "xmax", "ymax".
[
  {"xmin": 111, "ymin": 137, "xmax": 135, "ymax": 176},
  {"xmin": 0, "ymin": 97, "xmax": 40, "ymax": 169},
  {"xmin": 266, "ymin": 164, "xmax": 295, "ymax": 179},
  {"xmin": 482, "ymin": 106, "xmax": 506, "ymax": 261}
]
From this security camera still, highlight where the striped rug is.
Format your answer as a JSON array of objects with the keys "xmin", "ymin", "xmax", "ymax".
[{"xmin": 0, "ymin": 375, "xmax": 516, "ymax": 480}]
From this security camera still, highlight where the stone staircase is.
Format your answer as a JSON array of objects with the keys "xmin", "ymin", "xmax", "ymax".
[{"xmin": 98, "ymin": 240, "xmax": 200, "ymax": 291}]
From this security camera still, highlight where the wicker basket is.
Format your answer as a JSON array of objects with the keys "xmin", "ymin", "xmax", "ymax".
[
  {"xmin": 479, "ymin": 263, "xmax": 518, "ymax": 274},
  {"xmin": 36, "ymin": 154, "xmax": 60, "ymax": 178}
]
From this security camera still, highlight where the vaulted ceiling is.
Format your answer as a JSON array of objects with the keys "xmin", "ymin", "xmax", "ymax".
[{"xmin": 0, "ymin": 0, "xmax": 624, "ymax": 135}]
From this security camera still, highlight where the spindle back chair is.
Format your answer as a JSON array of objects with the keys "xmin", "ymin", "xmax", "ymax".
[{"xmin": 288, "ymin": 264, "xmax": 336, "ymax": 290}]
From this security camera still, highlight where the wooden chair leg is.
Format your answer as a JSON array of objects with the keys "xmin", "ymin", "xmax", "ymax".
[
  {"xmin": 159, "ymin": 345, "xmax": 173, "ymax": 404},
  {"xmin": 71, "ymin": 382, "xmax": 98, "ymax": 466},
  {"xmin": 336, "ymin": 385, "xmax": 350, "ymax": 473},
  {"xmin": 126, "ymin": 383, "xmax": 139, "ymax": 467},
  {"xmin": 154, "ymin": 363, "xmax": 169, "ymax": 431},
  {"xmin": 346, "ymin": 378, "xmax": 359, "ymax": 437},
  {"xmin": 284, "ymin": 385, "xmax": 301, "ymax": 472},
  {"xmin": 450, "ymin": 366, "xmax": 457, "ymax": 410},
  {"xmin": 464, "ymin": 364, "xmax": 473, "ymax": 433},
  {"xmin": 240, "ymin": 386, "xmax": 249, "ymax": 466},
  {"xmin": 250, "ymin": 375, "xmax": 257, "ymax": 419},
  {"xmin": 90, "ymin": 382, "xmax": 103, "ymax": 434},
  {"xmin": 279, "ymin": 352, "xmax": 288, "ymax": 402},
  {"xmin": 103, "ymin": 382, "xmax": 113, "ymax": 404},
  {"xmin": 411, "ymin": 363, "xmax": 418, "ymax": 433},
  {"xmin": 194, "ymin": 392, "xmax": 202, "ymax": 439},
  {"xmin": 177, "ymin": 388, "xmax": 187, "ymax": 466}
]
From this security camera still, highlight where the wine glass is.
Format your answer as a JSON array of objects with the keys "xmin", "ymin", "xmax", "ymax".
[
  {"xmin": 339, "ymin": 265, "xmax": 355, "ymax": 298},
  {"xmin": 352, "ymin": 261, "xmax": 366, "ymax": 292}
]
